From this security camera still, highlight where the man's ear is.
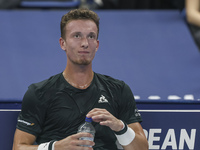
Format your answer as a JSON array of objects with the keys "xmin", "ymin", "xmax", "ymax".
[
  {"xmin": 59, "ymin": 37, "xmax": 66, "ymax": 51},
  {"xmin": 96, "ymin": 40, "xmax": 99, "ymax": 52}
]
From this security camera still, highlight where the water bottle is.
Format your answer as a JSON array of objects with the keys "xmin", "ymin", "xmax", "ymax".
[{"xmin": 78, "ymin": 117, "xmax": 95, "ymax": 147}]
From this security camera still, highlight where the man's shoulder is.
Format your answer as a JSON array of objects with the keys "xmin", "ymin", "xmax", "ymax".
[
  {"xmin": 29, "ymin": 73, "xmax": 63, "ymax": 93},
  {"xmin": 95, "ymin": 72, "xmax": 125, "ymax": 87},
  {"xmin": 21, "ymin": 73, "xmax": 63, "ymax": 105}
]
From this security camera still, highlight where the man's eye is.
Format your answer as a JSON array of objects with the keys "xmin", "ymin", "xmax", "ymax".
[
  {"xmin": 89, "ymin": 35, "xmax": 95, "ymax": 39},
  {"xmin": 74, "ymin": 34, "xmax": 80, "ymax": 38}
]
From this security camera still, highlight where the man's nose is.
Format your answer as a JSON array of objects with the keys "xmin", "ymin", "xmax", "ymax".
[{"xmin": 81, "ymin": 37, "xmax": 89, "ymax": 48}]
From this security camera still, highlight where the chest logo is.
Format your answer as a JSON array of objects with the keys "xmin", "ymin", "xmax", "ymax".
[{"xmin": 98, "ymin": 95, "xmax": 108, "ymax": 103}]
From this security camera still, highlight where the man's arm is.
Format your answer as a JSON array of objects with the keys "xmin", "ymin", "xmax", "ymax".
[
  {"xmin": 12, "ymin": 129, "xmax": 94, "ymax": 150},
  {"xmin": 186, "ymin": 0, "xmax": 200, "ymax": 27},
  {"xmin": 12, "ymin": 129, "xmax": 38, "ymax": 150},
  {"xmin": 122, "ymin": 122, "xmax": 148, "ymax": 150},
  {"xmin": 87, "ymin": 108, "xmax": 148, "ymax": 150}
]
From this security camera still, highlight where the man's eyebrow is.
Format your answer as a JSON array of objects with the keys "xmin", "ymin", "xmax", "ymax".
[
  {"xmin": 70, "ymin": 31, "xmax": 97, "ymax": 37},
  {"xmin": 89, "ymin": 32, "xmax": 96, "ymax": 34},
  {"xmin": 88, "ymin": 32, "xmax": 97, "ymax": 36},
  {"xmin": 71, "ymin": 31, "xmax": 81, "ymax": 34}
]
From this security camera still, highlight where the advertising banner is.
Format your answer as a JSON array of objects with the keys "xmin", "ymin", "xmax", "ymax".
[
  {"xmin": 0, "ymin": 109, "xmax": 200, "ymax": 150},
  {"xmin": 141, "ymin": 110, "xmax": 200, "ymax": 150}
]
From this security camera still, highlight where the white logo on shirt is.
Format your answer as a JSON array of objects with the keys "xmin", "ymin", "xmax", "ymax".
[
  {"xmin": 98, "ymin": 95, "xmax": 108, "ymax": 103},
  {"xmin": 18, "ymin": 119, "xmax": 35, "ymax": 126}
]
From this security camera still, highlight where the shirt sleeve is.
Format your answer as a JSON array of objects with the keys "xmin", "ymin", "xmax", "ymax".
[
  {"xmin": 16, "ymin": 84, "xmax": 46, "ymax": 137},
  {"xmin": 118, "ymin": 83, "xmax": 142, "ymax": 125}
]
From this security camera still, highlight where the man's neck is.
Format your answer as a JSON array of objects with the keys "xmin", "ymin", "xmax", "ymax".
[{"xmin": 62, "ymin": 65, "xmax": 94, "ymax": 89}]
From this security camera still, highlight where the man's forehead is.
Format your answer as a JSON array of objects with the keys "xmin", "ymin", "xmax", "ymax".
[
  {"xmin": 66, "ymin": 19, "xmax": 96, "ymax": 27},
  {"xmin": 66, "ymin": 19, "xmax": 98, "ymax": 33}
]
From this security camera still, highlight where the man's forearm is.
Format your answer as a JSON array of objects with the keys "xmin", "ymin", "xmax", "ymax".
[
  {"xmin": 13, "ymin": 144, "xmax": 38, "ymax": 150},
  {"xmin": 123, "ymin": 133, "xmax": 148, "ymax": 150}
]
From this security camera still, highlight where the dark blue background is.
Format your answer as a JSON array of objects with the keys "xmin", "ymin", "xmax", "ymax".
[{"xmin": 0, "ymin": 10, "xmax": 200, "ymax": 102}]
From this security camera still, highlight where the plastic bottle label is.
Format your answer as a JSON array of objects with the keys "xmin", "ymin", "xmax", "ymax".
[{"xmin": 79, "ymin": 137, "xmax": 94, "ymax": 147}]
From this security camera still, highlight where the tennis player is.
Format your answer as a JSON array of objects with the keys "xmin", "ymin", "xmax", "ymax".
[{"xmin": 12, "ymin": 8, "xmax": 148, "ymax": 150}]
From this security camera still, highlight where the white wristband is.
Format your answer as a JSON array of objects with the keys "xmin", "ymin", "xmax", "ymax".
[
  {"xmin": 115, "ymin": 127, "xmax": 136, "ymax": 146},
  {"xmin": 37, "ymin": 142, "xmax": 50, "ymax": 150},
  {"xmin": 37, "ymin": 141, "xmax": 56, "ymax": 150}
]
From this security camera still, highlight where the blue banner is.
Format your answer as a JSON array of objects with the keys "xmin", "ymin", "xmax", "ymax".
[
  {"xmin": 141, "ymin": 110, "xmax": 200, "ymax": 150},
  {"xmin": 1, "ymin": 109, "xmax": 200, "ymax": 150}
]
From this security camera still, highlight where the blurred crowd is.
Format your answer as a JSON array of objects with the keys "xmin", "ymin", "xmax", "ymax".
[
  {"xmin": 185, "ymin": 0, "xmax": 200, "ymax": 50},
  {"xmin": 0, "ymin": 0, "xmax": 184, "ymax": 10},
  {"xmin": 79, "ymin": 0, "xmax": 184, "ymax": 10}
]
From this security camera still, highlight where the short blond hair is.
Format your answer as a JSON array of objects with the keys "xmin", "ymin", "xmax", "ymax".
[{"xmin": 60, "ymin": 8, "xmax": 100, "ymax": 39}]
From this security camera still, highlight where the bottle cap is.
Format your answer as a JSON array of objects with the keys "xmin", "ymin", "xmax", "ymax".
[{"xmin": 85, "ymin": 117, "xmax": 93, "ymax": 122}]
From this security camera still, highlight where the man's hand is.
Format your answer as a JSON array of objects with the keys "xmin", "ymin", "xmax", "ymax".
[
  {"xmin": 54, "ymin": 132, "xmax": 95, "ymax": 150},
  {"xmin": 86, "ymin": 108, "xmax": 124, "ymax": 132}
]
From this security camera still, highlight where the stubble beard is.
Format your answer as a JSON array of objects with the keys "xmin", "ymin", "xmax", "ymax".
[
  {"xmin": 76, "ymin": 59, "xmax": 91, "ymax": 65},
  {"xmin": 69, "ymin": 57, "xmax": 92, "ymax": 66}
]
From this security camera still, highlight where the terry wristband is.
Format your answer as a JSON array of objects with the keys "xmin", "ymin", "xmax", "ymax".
[
  {"xmin": 114, "ymin": 121, "xmax": 136, "ymax": 146},
  {"xmin": 37, "ymin": 141, "xmax": 56, "ymax": 150}
]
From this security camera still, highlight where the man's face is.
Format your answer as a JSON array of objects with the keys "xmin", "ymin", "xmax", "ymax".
[{"xmin": 60, "ymin": 19, "xmax": 99, "ymax": 65}]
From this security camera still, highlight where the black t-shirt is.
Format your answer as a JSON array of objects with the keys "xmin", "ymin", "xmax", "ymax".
[{"xmin": 17, "ymin": 72, "xmax": 142, "ymax": 150}]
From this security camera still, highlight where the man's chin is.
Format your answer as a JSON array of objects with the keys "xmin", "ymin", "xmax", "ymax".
[{"xmin": 75, "ymin": 60, "xmax": 91, "ymax": 65}]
